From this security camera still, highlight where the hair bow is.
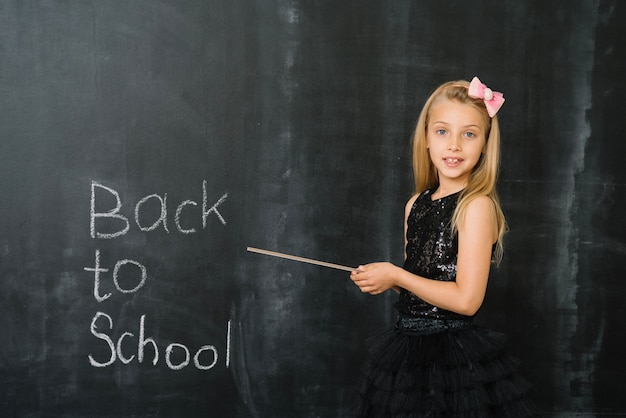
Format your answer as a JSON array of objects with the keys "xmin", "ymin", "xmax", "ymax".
[{"xmin": 468, "ymin": 76, "xmax": 505, "ymax": 117}]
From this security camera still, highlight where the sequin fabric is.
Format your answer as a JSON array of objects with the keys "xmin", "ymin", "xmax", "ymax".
[
  {"xmin": 395, "ymin": 316, "xmax": 470, "ymax": 336},
  {"xmin": 395, "ymin": 188, "xmax": 471, "ymax": 321}
]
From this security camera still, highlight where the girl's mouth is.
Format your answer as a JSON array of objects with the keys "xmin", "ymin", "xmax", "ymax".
[{"xmin": 443, "ymin": 157, "xmax": 463, "ymax": 166}]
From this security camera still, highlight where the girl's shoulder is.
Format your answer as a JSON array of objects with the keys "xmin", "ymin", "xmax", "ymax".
[
  {"xmin": 464, "ymin": 194, "xmax": 497, "ymax": 215},
  {"xmin": 458, "ymin": 194, "xmax": 498, "ymax": 239}
]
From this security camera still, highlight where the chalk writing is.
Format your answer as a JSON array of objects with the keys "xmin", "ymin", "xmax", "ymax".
[
  {"xmin": 84, "ymin": 250, "xmax": 147, "ymax": 302},
  {"xmin": 90, "ymin": 180, "xmax": 228, "ymax": 239},
  {"xmin": 88, "ymin": 312, "xmax": 231, "ymax": 370},
  {"xmin": 84, "ymin": 180, "xmax": 232, "ymax": 371}
]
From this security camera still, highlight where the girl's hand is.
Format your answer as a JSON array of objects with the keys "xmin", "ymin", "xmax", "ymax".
[{"xmin": 350, "ymin": 262, "xmax": 399, "ymax": 295}]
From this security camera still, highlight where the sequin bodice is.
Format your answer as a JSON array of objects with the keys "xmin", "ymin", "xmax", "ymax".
[{"xmin": 395, "ymin": 188, "xmax": 471, "ymax": 320}]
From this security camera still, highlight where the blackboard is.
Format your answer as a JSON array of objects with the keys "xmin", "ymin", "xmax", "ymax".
[{"xmin": 1, "ymin": 1, "xmax": 625, "ymax": 417}]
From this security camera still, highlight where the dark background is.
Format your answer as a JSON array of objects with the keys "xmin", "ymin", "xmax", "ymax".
[{"xmin": 1, "ymin": 1, "xmax": 624, "ymax": 417}]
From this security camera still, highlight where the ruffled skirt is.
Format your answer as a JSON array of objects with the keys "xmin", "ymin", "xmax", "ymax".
[{"xmin": 352, "ymin": 316, "xmax": 535, "ymax": 417}]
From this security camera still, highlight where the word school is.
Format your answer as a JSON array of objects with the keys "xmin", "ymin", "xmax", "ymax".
[{"xmin": 89, "ymin": 313, "xmax": 232, "ymax": 371}]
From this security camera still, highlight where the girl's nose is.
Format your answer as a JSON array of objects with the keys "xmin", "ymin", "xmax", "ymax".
[{"xmin": 448, "ymin": 136, "xmax": 461, "ymax": 151}]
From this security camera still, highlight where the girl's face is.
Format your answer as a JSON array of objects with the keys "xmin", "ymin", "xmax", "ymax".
[{"xmin": 426, "ymin": 99, "xmax": 487, "ymax": 189}]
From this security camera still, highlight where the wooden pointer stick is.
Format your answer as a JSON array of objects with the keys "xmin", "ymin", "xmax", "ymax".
[{"xmin": 247, "ymin": 247, "xmax": 356, "ymax": 272}]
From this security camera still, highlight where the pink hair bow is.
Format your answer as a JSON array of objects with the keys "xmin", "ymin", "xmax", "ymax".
[{"xmin": 468, "ymin": 76, "xmax": 505, "ymax": 117}]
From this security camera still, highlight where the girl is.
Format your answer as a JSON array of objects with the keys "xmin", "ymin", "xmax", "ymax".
[{"xmin": 350, "ymin": 77, "xmax": 534, "ymax": 417}]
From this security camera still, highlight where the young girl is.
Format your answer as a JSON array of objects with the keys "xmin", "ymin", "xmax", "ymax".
[{"xmin": 350, "ymin": 77, "xmax": 534, "ymax": 417}]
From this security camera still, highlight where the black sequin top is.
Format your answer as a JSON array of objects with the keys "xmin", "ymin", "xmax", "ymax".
[{"xmin": 395, "ymin": 188, "xmax": 472, "ymax": 321}]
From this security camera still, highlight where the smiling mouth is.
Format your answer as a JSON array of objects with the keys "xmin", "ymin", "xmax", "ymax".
[{"xmin": 443, "ymin": 158, "xmax": 463, "ymax": 164}]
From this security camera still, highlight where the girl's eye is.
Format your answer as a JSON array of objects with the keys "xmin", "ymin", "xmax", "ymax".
[
  {"xmin": 464, "ymin": 131, "xmax": 476, "ymax": 138},
  {"xmin": 435, "ymin": 129, "xmax": 447, "ymax": 136}
]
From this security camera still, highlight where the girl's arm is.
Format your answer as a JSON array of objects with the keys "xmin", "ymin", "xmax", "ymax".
[{"xmin": 350, "ymin": 195, "xmax": 496, "ymax": 316}]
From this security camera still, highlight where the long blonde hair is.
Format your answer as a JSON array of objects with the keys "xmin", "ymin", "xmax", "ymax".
[{"xmin": 411, "ymin": 80, "xmax": 507, "ymax": 264}]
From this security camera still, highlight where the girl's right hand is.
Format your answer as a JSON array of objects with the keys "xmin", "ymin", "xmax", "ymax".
[{"xmin": 350, "ymin": 262, "xmax": 400, "ymax": 295}]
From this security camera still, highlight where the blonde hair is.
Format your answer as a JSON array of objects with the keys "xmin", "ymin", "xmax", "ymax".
[{"xmin": 411, "ymin": 79, "xmax": 507, "ymax": 264}]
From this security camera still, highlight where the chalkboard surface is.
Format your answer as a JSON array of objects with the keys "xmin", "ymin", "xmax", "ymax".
[{"xmin": 1, "ymin": 1, "xmax": 625, "ymax": 417}]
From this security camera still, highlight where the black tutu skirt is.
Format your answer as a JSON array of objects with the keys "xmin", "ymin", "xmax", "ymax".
[{"xmin": 352, "ymin": 316, "xmax": 535, "ymax": 417}]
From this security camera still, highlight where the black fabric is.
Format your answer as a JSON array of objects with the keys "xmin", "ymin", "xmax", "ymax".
[
  {"xmin": 353, "ymin": 189, "xmax": 535, "ymax": 417},
  {"xmin": 396, "ymin": 189, "xmax": 468, "ymax": 321}
]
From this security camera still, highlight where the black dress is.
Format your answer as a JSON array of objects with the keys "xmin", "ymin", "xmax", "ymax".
[{"xmin": 353, "ymin": 188, "xmax": 535, "ymax": 417}]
